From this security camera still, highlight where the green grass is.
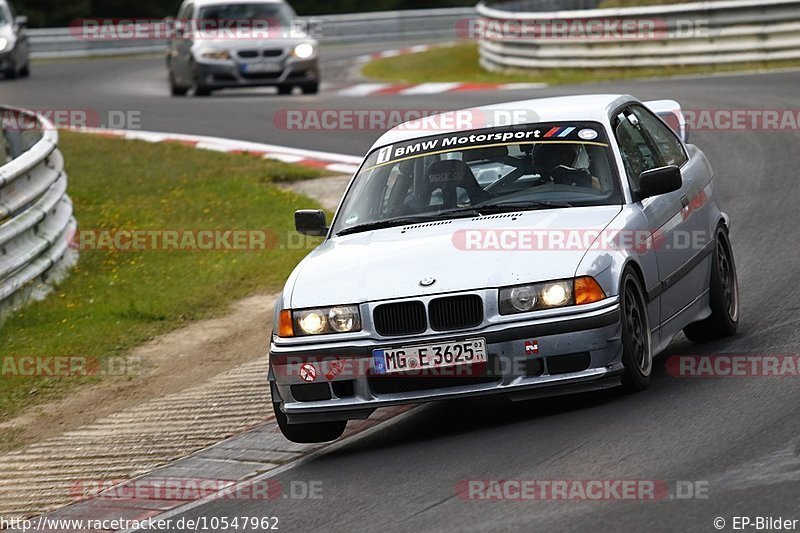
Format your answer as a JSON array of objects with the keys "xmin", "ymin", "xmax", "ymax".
[
  {"xmin": 362, "ymin": 42, "xmax": 800, "ymax": 85},
  {"xmin": 0, "ymin": 132, "xmax": 326, "ymax": 422}
]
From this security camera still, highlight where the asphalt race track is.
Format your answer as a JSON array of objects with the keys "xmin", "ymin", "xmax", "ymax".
[{"xmin": 2, "ymin": 44, "xmax": 799, "ymax": 531}]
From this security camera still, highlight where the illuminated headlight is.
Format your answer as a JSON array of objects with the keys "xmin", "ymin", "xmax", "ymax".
[
  {"xmin": 198, "ymin": 49, "xmax": 231, "ymax": 60},
  {"xmin": 541, "ymin": 282, "xmax": 571, "ymax": 307},
  {"xmin": 0, "ymin": 38, "xmax": 8, "ymax": 52},
  {"xmin": 292, "ymin": 43, "xmax": 315, "ymax": 59},
  {"xmin": 499, "ymin": 277, "xmax": 605, "ymax": 315},
  {"xmin": 292, "ymin": 305, "xmax": 361, "ymax": 336}
]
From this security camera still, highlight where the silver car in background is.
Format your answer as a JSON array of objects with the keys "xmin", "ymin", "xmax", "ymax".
[
  {"xmin": 167, "ymin": 0, "xmax": 319, "ymax": 96},
  {"xmin": 269, "ymin": 94, "xmax": 740, "ymax": 443},
  {"xmin": 0, "ymin": 0, "xmax": 29, "ymax": 79}
]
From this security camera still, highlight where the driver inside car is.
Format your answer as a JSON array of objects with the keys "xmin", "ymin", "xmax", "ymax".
[{"xmin": 532, "ymin": 143, "xmax": 602, "ymax": 191}]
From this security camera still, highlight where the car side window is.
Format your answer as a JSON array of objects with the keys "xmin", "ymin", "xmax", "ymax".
[
  {"xmin": 630, "ymin": 105, "xmax": 688, "ymax": 167},
  {"xmin": 614, "ymin": 110, "xmax": 664, "ymax": 190}
]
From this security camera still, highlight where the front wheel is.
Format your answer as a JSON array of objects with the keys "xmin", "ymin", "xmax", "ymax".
[
  {"xmin": 169, "ymin": 70, "xmax": 188, "ymax": 96},
  {"xmin": 300, "ymin": 82, "xmax": 319, "ymax": 95},
  {"xmin": 4, "ymin": 63, "xmax": 18, "ymax": 79},
  {"xmin": 683, "ymin": 226, "xmax": 739, "ymax": 342},
  {"xmin": 271, "ymin": 383, "xmax": 346, "ymax": 443},
  {"xmin": 189, "ymin": 61, "xmax": 212, "ymax": 96},
  {"xmin": 619, "ymin": 269, "xmax": 653, "ymax": 392}
]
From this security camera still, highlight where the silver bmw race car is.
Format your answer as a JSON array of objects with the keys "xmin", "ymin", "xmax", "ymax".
[{"xmin": 269, "ymin": 94, "xmax": 740, "ymax": 443}]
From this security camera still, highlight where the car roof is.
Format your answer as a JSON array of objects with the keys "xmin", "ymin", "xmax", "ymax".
[{"xmin": 368, "ymin": 94, "xmax": 637, "ymax": 151}]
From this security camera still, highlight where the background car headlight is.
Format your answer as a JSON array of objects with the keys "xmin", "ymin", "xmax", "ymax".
[
  {"xmin": 499, "ymin": 277, "xmax": 604, "ymax": 315},
  {"xmin": 0, "ymin": 38, "xmax": 8, "ymax": 52},
  {"xmin": 293, "ymin": 43, "xmax": 315, "ymax": 59},
  {"xmin": 199, "ymin": 49, "xmax": 231, "ymax": 60},
  {"xmin": 289, "ymin": 305, "xmax": 361, "ymax": 336}
]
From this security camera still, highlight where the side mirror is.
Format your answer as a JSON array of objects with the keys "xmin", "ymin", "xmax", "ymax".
[
  {"xmin": 637, "ymin": 165, "xmax": 682, "ymax": 199},
  {"xmin": 295, "ymin": 209, "xmax": 328, "ymax": 237},
  {"xmin": 15, "ymin": 16, "xmax": 28, "ymax": 29}
]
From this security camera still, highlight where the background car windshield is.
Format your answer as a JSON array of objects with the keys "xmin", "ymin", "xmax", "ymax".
[
  {"xmin": 198, "ymin": 3, "xmax": 294, "ymax": 27},
  {"xmin": 332, "ymin": 123, "xmax": 621, "ymax": 234}
]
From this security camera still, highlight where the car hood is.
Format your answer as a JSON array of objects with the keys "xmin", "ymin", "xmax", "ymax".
[{"xmin": 287, "ymin": 205, "xmax": 622, "ymax": 308}]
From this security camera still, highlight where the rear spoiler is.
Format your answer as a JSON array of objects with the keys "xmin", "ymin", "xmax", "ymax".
[{"xmin": 644, "ymin": 99, "xmax": 689, "ymax": 143}]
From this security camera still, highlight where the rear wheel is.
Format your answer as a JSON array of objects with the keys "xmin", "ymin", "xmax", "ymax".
[
  {"xmin": 683, "ymin": 226, "xmax": 739, "ymax": 342},
  {"xmin": 619, "ymin": 269, "xmax": 653, "ymax": 392},
  {"xmin": 277, "ymin": 84, "xmax": 294, "ymax": 95},
  {"xmin": 271, "ymin": 382, "xmax": 346, "ymax": 443}
]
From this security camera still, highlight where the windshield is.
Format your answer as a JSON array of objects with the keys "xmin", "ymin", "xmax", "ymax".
[
  {"xmin": 332, "ymin": 122, "xmax": 621, "ymax": 236},
  {"xmin": 197, "ymin": 3, "xmax": 294, "ymax": 27}
]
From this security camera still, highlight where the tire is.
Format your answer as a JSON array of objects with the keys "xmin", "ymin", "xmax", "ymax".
[
  {"xmin": 683, "ymin": 226, "xmax": 739, "ymax": 342},
  {"xmin": 619, "ymin": 268, "xmax": 653, "ymax": 392},
  {"xmin": 277, "ymin": 84, "xmax": 294, "ymax": 95},
  {"xmin": 4, "ymin": 63, "xmax": 18, "ymax": 79},
  {"xmin": 19, "ymin": 63, "xmax": 30, "ymax": 78},
  {"xmin": 169, "ymin": 70, "xmax": 188, "ymax": 96},
  {"xmin": 300, "ymin": 82, "xmax": 319, "ymax": 95},
  {"xmin": 271, "ymin": 382, "xmax": 346, "ymax": 443},
  {"xmin": 189, "ymin": 61, "xmax": 212, "ymax": 96}
]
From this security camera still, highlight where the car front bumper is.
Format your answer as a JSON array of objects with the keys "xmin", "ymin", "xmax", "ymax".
[
  {"xmin": 269, "ymin": 299, "xmax": 624, "ymax": 424},
  {"xmin": 194, "ymin": 56, "xmax": 318, "ymax": 88}
]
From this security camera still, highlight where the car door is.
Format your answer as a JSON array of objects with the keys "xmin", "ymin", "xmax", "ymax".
[
  {"xmin": 629, "ymin": 104, "xmax": 714, "ymax": 335},
  {"xmin": 171, "ymin": 2, "xmax": 195, "ymax": 82},
  {"xmin": 613, "ymin": 105, "xmax": 698, "ymax": 329}
]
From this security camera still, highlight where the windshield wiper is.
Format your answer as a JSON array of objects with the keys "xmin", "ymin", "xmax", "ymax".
[
  {"xmin": 472, "ymin": 200, "xmax": 574, "ymax": 214},
  {"xmin": 336, "ymin": 209, "xmax": 481, "ymax": 237}
]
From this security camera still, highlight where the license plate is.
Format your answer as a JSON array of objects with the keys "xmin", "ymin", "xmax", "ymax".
[
  {"xmin": 242, "ymin": 62, "xmax": 282, "ymax": 73},
  {"xmin": 373, "ymin": 338, "xmax": 487, "ymax": 375}
]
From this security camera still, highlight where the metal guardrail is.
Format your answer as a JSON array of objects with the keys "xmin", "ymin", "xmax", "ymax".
[
  {"xmin": 28, "ymin": 8, "xmax": 475, "ymax": 58},
  {"xmin": 477, "ymin": 0, "xmax": 800, "ymax": 70},
  {"xmin": 0, "ymin": 107, "xmax": 77, "ymax": 318}
]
